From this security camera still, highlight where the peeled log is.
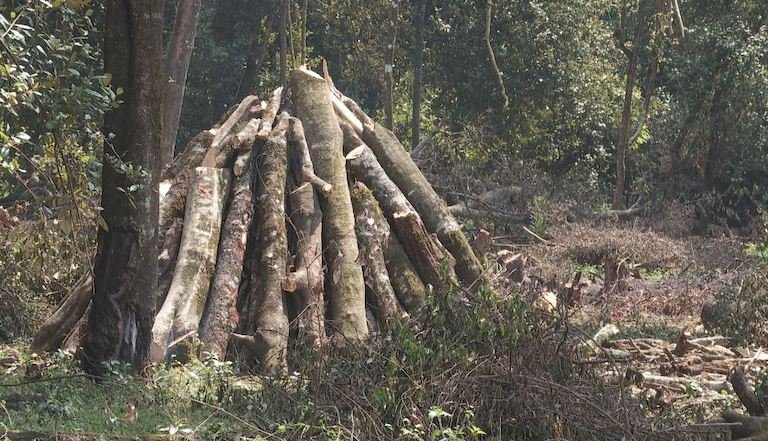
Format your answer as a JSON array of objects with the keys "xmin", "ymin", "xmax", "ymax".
[
  {"xmin": 248, "ymin": 112, "xmax": 290, "ymax": 374},
  {"xmin": 31, "ymin": 273, "xmax": 93, "ymax": 353},
  {"xmin": 290, "ymin": 68, "xmax": 367, "ymax": 340},
  {"xmin": 199, "ymin": 151, "xmax": 256, "ymax": 359},
  {"xmin": 350, "ymin": 182, "xmax": 408, "ymax": 328},
  {"xmin": 150, "ymin": 167, "xmax": 231, "ymax": 362},
  {"xmin": 342, "ymin": 127, "xmax": 457, "ymax": 291}
]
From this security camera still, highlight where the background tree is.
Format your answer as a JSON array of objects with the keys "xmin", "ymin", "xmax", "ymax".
[{"xmin": 81, "ymin": 0, "xmax": 164, "ymax": 372}]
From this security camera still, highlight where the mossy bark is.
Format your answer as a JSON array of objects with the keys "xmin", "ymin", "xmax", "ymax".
[
  {"xmin": 247, "ymin": 113, "xmax": 290, "ymax": 374},
  {"xmin": 290, "ymin": 68, "xmax": 367, "ymax": 340},
  {"xmin": 150, "ymin": 167, "xmax": 231, "ymax": 363}
]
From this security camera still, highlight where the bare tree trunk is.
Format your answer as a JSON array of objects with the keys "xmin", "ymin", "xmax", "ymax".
[
  {"xmin": 199, "ymin": 151, "xmax": 256, "ymax": 359},
  {"xmin": 384, "ymin": 0, "xmax": 399, "ymax": 129},
  {"xmin": 484, "ymin": 0, "xmax": 508, "ymax": 109},
  {"xmin": 81, "ymin": 0, "xmax": 164, "ymax": 373},
  {"xmin": 160, "ymin": 0, "xmax": 202, "ymax": 166},
  {"xmin": 290, "ymin": 68, "xmax": 368, "ymax": 340},
  {"xmin": 248, "ymin": 113, "xmax": 290, "ymax": 374},
  {"xmin": 411, "ymin": 0, "xmax": 426, "ymax": 148},
  {"xmin": 612, "ymin": 31, "xmax": 639, "ymax": 210}
]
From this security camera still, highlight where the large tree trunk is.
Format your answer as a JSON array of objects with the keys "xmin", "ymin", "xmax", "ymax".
[
  {"xmin": 248, "ymin": 113, "xmax": 290, "ymax": 374},
  {"xmin": 81, "ymin": 0, "xmax": 164, "ymax": 373},
  {"xmin": 285, "ymin": 118, "xmax": 326, "ymax": 348},
  {"xmin": 411, "ymin": 0, "xmax": 427, "ymax": 149},
  {"xmin": 359, "ymin": 122, "xmax": 485, "ymax": 288},
  {"xmin": 290, "ymin": 68, "xmax": 368, "ymax": 340},
  {"xmin": 160, "ymin": 0, "xmax": 202, "ymax": 166},
  {"xmin": 199, "ymin": 151, "xmax": 256, "ymax": 359},
  {"xmin": 150, "ymin": 167, "xmax": 231, "ymax": 362}
]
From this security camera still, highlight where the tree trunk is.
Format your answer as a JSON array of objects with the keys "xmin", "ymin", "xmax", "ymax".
[
  {"xmin": 239, "ymin": 10, "xmax": 277, "ymax": 98},
  {"xmin": 81, "ymin": 0, "xmax": 164, "ymax": 373},
  {"xmin": 290, "ymin": 68, "xmax": 368, "ymax": 340},
  {"xmin": 342, "ymin": 123, "xmax": 455, "ymax": 292},
  {"xmin": 150, "ymin": 167, "xmax": 231, "ymax": 362},
  {"xmin": 483, "ymin": 0, "xmax": 509, "ymax": 109},
  {"xmin": 285, "ymin": 118, "xmax": 326, "ymax": 348},
  {"xmin": 199, "ymin": 151, "xmax": 255, "ymax": 359},
  {"xmin": 384, "ymin": 0, "xmax": 398, "ymax": 130},
  {"xmin": 248, "ymin": 113, "xmax": 290, "ymax": 374},
  {"xmin": 350, "ymin": 182, "xmax": 409, "ymax": 328},
  {"xmin": 360, "ymin": 122, "xmax": 485, "ymax": 288},
  {"xmin": 279, "ymin": 0, "xmax": 289, "ymax": 88},
  {"xmin": 411, "ymin": 0, "xmax": 426, "ymax": 149},
  {"xmin": 160, "ymin": 0, "xmax": 202, "ymax": 166},
  {"xmin": 31, "ymin": 273, "xmax": 93, "ymax": 353}
]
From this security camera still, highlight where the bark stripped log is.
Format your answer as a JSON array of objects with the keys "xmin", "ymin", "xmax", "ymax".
[
  {"xmin": 350, "ymin": 182, "xmax": 408, "ymax": 328},
  {"xmin": 199, "ymin": 151, "xmax": 256, "ymax": 359},
  {"xmin": 361, "ymin": 123, "xmax": 486, "ymax": 288},
  {"xmin": 342, "ymin": 123, "xmax": 456, "ymax": 292},
  {"xmin": 150, "ymin": 167, "xmax": 231, "ymax": 362},
  {"xmin": 248, "ymin": 112, "xmax": 290, "ymax": 374},
  {"xmin": 31, "ymin": 273, "xmax": 93, "ymax": 353},
  {"xmin": 285, "ymin": 118, "xmax": 326, "ymax": 348},
  {"xmin": 290, "ymin": 68, "xmax": 367, "ymax": 340}
]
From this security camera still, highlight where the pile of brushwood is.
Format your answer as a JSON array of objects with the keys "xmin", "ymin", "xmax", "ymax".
[{"xmin": 31, "ymin": 67, "xmax": 487, "ymax": 374}]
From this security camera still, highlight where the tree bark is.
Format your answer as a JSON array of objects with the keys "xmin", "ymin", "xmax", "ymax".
[
  {"xmin": 290, "ymin": 68, "xmax": 368, "ymax": 340},
  {"xmin": 384, "ymin": 0, "xmax": 398, "ymax": 129},
  {"xmin": 285, "ymin": 118, "xmax": 326, "ymax": 348},
  {"xmin": 199, "ymin": 151, "xmax": 255, "ymax": 359},
  {"xmin": 31, "ymin": 273, "xmax": 93, "ymax": 353},
  {"xmin": 160, "ymin": 0, "xmax": 202, "ymax": 166},
  {"xmin": 82, "ymin": 0, "xmax": 164, "ymax": 373},
  {"xmin": 150, "ymin": 167, "xmax": 231, "ymax": 362},
  {"xmin": 350, "ymin": 182, "xmax": 409, "ymax": 328},
  {"xmin": 411, "ymin": 0, "xmax": 426, "ymax": 149},
  {"xmin": 156, "ymin": 217, "xmax": 183, "ymax": 310},
  {"xmin": 248, "ymin": 113, "xmax": 290, "ymax": 374},
  {"xmin": 342, "ymin": 123, "xmax": 455, "ymax": 292}
]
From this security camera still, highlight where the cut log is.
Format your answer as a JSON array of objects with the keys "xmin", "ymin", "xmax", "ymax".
[
  {"xmin": 156, "ymin": 218, "xmax": 184, "ymax": 309},
  {"xmin": 290, "ymin": 68, "xmax": 367, "ymax": 340},
  {"xmin": 730, "ymin": 367, "xmax": 765, "ymax": 416},
  {"xmin": 344, "ymin": 175, "xmax": 426, "ymax": 314},
  {"xmin": 199, "ymin": 151, "xmax": 256, "ymax": 359},
  {"xmin": 350, "ymin": 182, "xmax": 408, "ymax": 328},
  {"xmin": 210, "ymin": 118, "xmax": 261, "ymax": 169},
  {"xmin": 337, "ymin": 107, "xmax": 485, "ymax": 287},
  {"xmin": 256, "ymin": 87, "xmax": 283, "ymax": 140},
  {"xmin": 62, "ymin": 304, "xmax": 89, "ymax": 353},
  {"xmin": 30, "ymin": 273, "xmax": 93, "ymax": 353},
  {"xmin": 285, "ymin": 117, "xmax": 326, "ymax": 348},
  {"xmin": 159, "ymin": 130, "xmax": 214, "ymax": 239},
  {"xmin": 342, "ymin": 131, "xmax": 457, "ymax": 291},
  {"xmin": 248, "ymin": 112, "xmax": 290, "ymax": 374},
  {"xmin": 206, "ymin": 95, "xmax": 261, "ymax": 157},
  {"xmin": 150, "ymin": 167, "xmax": 231, "ymax": 362}
]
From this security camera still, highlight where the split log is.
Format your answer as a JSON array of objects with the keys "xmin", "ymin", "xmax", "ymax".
[
  {"xmin": 342, "ymin": 127, "xmax": 456, "ymax": 291},
  {"xmin": 342, "ymin": 151, "xmax": 426, "ymax": 313},
  {"xmin": 30, "ymin": 273, "xmax": 93, "ymax": 353},
  {"xmin": 248, "ymin": 112, "xmax": 290, "ymax": 374},
  {"xmin": 290, "ymin": 68, "xmax": 367, "ymax": 340},
  {"xmin": 156, "ymin": 218, "xmax": 184, "ymax": 309},
  {"xmin": 199, "ymin": 151, "xmax": 256, "ymax": 359},
  {"xmin": 350, "ymin": 182, "xmax": 408, "ymax": 328},
  {"xmin": 150, "ymin": 167, "xmax": 231, "ymax": 362},
  {"xmin": 338, "ymin": 106, "xmax": 485, "ymax": 287},
  {"xmin": 256, "ymin": 87, "xmax": 283, "ymax": 140},
  {"xmin": 285, "ymin": 118, "xmax": 325, "ymax": 347}
]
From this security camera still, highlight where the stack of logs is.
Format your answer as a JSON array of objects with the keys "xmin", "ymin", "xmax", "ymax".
[{"xmin": 33, "ymin": 67, "xmax": 487, "ymax": 375}]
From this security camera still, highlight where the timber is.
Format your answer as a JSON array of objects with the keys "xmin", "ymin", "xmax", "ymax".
[{"xmin": 31, "ymin": 273, "xmax": 93, "ymax": 353}]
